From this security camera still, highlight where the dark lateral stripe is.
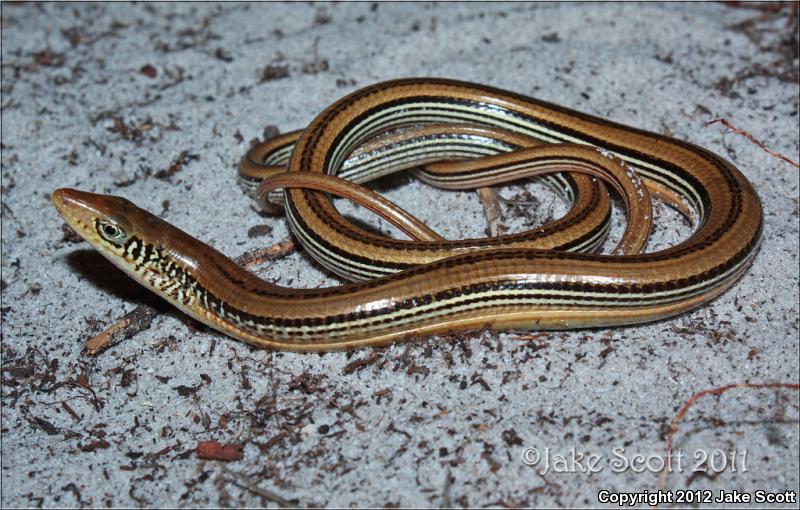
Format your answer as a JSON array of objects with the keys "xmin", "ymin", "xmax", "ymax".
[
  {"xmin": 297, "ymin": 95, "xmax": 710, "ymax": 221},
  {"xmin": 284, "ymin": 174, "xmax": 605, "ymax": 280},
  {"xmin": 211, "ymin": 252, "xmax": 753, "ymax": 341},
  {"xmin": 320, "ymin": 96, "xmax": 690, "ymax": 189}
]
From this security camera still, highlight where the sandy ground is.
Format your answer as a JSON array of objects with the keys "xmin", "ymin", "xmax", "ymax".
[{"xmin": 1, "ymin": 2, "xmax": 798, "ymax": 508}]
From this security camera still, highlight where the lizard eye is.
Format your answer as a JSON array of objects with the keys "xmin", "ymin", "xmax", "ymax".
[{"xmin": 97, "ymin": 221, "xmax": 128, "ymax": 243}]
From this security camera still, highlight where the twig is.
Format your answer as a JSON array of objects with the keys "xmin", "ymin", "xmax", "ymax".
[
  {"xmin": 477, "ymin": 187, "xmax": 504, "ymax": 237},
  {"xmin": 722, "ymin": 1, "xmax": 786, "ymax": 13},
  {"xmin": 442, "ymin": 469, "xmax": 453, "ymax": 508},
  {"xmin": 705, "ymin": 118, "xmax": 800, "ymax": 169},
  {"xmin": 82, "ymin": 239, "xmax": 297, "ymax": 354},
  {"xmin": 83, "ymin": 305, "xmax": 158, "ymax": 355},
  {"xmin": 216, "ymin": 463, "xmax": 296, "ymax": 507},
  {"xmin": 658, "ymin": 382, "xmax": 800, "ymax": 491},
  {"xmin": 235, "ymin": 239, "xmax": 296, "ymax": 269}
]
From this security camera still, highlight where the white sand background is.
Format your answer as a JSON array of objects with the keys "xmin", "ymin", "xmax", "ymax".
[{"xmin": 1, "ymin": 2, "xmax": 798, "ymax": 507}]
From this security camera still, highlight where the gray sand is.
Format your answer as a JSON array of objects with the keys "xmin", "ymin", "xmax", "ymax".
[{"xmin": 1, "ymin": 2, "xmax": 798, "ymax": 507}]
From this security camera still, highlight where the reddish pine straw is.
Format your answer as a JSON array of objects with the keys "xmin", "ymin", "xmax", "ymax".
[
  {"xmin": 706, "ymin": 118, "xmax": 799, "ymax": 169},
  {"xmin": 658, "ymin": 382, "xmax": 800, "ymax": 491}
]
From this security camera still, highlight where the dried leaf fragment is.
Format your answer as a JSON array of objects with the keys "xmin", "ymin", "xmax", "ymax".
[
  {"xmin": 196, "ymin": 441, "xmax": 244, "ymax": 461},
  {"xmin": 139, "ymin": 64, "xmax": 157, "ymax": 78}
]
